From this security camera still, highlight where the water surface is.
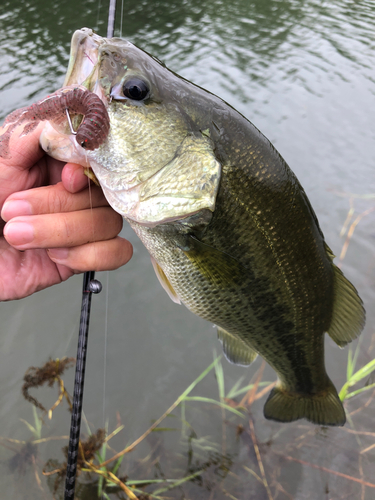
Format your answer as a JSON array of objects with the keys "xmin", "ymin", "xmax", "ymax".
[{"xmin": 0, "ymin": 0, "xmax": 374, "ymax": 498}]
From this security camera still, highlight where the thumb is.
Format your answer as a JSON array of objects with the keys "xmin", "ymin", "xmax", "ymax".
[{"xmin": 0, "ymin": 121, "xmax": 45, "ymax": 170}]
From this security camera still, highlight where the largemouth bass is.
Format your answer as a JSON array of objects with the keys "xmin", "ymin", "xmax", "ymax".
[{"xmin": 40, "ymin": 28, "xmax": 365, "ymax": 426}]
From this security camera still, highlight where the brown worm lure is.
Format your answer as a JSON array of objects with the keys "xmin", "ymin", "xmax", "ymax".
[{"xmin": 0, "ymin": 85, "xmax": 110, "ymax": 158}]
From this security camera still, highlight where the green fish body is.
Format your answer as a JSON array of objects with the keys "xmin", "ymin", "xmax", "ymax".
[{"xmin": 41, "ymin": 28, "xmax": 365, "ymax": 426}]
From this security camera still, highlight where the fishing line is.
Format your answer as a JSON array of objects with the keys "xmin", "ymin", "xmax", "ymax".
[
  {"xmin": 96, "ymin": 0, "xmax": 102, "ymax": 33},
  {"xmin": 87, "ymin": 178, "xmax": 98, "ymax": 250},
  {"xmin": 64, "ymin": 2, "xmax": 117, "ymax": 498}
]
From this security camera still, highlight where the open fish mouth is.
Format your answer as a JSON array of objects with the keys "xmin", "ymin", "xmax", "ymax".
[
  {"xmin": 39, "ymin": 28, "xmax": 109, "ymax": 164},
  {"xmin": 64, "ymin": 28, "xmax": 105, "ymax": 100},
  {"xmin": 64, "ymin": 27, "xmax": 137, "ymax": 104}
]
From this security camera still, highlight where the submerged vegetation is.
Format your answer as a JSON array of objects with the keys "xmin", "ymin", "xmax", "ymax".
[
  {"xmin": 1, "ymin": 192, "xmax": 374, "ymax": 499},
  {"xmin": 1, "ymin": 347, "xmax": 375, "ymax": 500}
]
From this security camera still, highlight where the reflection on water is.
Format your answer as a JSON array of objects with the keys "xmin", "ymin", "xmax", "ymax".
[{"xmin": 0, "ymin": 0, "xmax": 374, "ymax": 498}]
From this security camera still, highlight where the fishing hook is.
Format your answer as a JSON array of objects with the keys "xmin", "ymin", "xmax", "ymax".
[{"xmin": 65, "ymin": 108, "xmax": 77, "ymax": 135}]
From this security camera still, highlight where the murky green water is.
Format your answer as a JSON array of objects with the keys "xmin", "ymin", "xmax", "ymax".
[{"xmin": 0, "ymin": 0, "xmax": 374, "ymax": 498}]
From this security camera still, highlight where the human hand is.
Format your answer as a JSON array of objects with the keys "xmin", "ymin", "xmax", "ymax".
[{"xmin": 0, "ymin": 123, "xmax": 132, "ymax": 301}]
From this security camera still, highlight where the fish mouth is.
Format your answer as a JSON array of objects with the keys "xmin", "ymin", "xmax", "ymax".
[
  {"xmin": 64, "ymin": 28, "xmax": 106, "ymax": 101},
  {"xmin": 40, "ymin": 28, "xmax": 107, "ymax": 164}
]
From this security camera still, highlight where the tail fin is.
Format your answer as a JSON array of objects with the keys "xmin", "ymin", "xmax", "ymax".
[{"xmin": 263, "ymin": 382, "xmax": 346, "ymax": 426}]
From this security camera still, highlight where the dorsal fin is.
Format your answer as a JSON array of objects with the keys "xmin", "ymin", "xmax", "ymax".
[
  {"xmin": 150, "ymin": 256, "xmax": 181, "ymax": 304},
  {"xmin": 325, "ymin": 244, "xmax": 365, "ymax": 347},
  {"xmin": 217, "ymin": 327, "xmax": 258, "ymax": 366}
]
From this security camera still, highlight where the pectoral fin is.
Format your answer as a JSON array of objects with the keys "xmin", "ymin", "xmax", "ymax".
[
  {"xmin": 150, "ymin": 256, "xmax": 181, "ymax": 304},
  {"xmin": 179, "ymin": 236, "xmax": 249, "ymax": 288},
  {"xmin": 217, "ymin": 327, "xmax": 258, "ymax": 366}
]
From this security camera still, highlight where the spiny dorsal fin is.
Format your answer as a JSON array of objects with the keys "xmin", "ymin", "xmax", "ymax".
[
  {"xmin": 325, "ymin": 244, "xmax": 365, "ymax": 347},
  {"xmin": 217, "ymin": 327, "xmax": 258, "ymax": 366},
  {"xmin": 150, "ymin": 256, "xmax": 181, "ymax": 304}
]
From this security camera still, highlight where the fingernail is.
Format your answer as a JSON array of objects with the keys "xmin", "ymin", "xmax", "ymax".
[
  {"xmin": 1, "ymin": 200, "xmax": 33, "ymax": 221},
  {"xmin": 4, "ymin": 221, "xmax": 34, "ymax": 245},
  {"xmin": 48, "ymin": 248, "xmax": 69, "ymax": 261}
]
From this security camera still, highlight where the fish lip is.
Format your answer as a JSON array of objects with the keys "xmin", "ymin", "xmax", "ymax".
[
  {"xmin": 64, "ymin": 28, "xmax": 107, "ymax": 102},
  {"xmin": 39, "ymin": 29, "xmax": 107, "ymax": 164}
]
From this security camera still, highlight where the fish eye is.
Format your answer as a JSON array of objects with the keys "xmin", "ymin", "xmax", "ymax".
[{"xmin": 122, "ymin": 78, "xmax": 149, "ymax": 100}]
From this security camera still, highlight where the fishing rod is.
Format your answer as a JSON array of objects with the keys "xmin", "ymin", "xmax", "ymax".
[
  {"xmin": 64, "ymin": 272, "xmax": 102, "ymax": 498},
  {"xmin": 64, "ymin": 2, "xmax": 117, "ymax": 498}
]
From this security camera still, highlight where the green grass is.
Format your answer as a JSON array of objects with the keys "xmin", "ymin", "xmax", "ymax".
[
  {"xmin": 7, "ymin": 344, "xmax": 375, "ymax": 499},
  {"xmin": 339, "ymin": 346, "xmax": 375, "ymax": 401}
]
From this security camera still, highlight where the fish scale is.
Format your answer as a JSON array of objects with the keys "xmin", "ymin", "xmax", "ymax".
[{"xmin": 130, "ymin": 207, "xmax": 325, "ymax": 394}]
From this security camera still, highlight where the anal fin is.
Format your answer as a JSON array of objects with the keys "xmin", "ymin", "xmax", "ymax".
[{"xmin": 217, "ymin": 327, "xmax": 258, "ymax": 366}]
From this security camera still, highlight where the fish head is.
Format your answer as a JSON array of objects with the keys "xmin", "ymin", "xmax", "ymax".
[{"xmin": 40, "ymin": 28, "xmax": 221, "ymax": 226}]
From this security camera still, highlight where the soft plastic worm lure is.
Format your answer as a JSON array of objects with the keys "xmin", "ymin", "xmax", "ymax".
[{"xmin": 0, "ymin": 85, "xmax": 110, "ymax": 158}]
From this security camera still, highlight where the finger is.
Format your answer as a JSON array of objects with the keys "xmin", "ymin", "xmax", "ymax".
[
  {"xmin": 46, "ymin": 156, "xmax": 65, "ymax": 185},
  {"xmin": 0, "ymin": 122, "xmax": 45, "ymax": 169},
  {"xmin": 0, "ymin": 149, "xmax": 49, "ymax": 208},
  {"xmin": 23, "ymin": 156, "xmax": 64, "ymax": 192},
  {"xmin": 0, "ymin": 238, "xmax": 75, "ymax": 301},
  {"xmin": 3, "ymin": 207, "xmax": 123, "ymax": 250},
  {"xmin": 61, "ymin": 163, "xmax": 89, "ymax": 193},
  {"xmin": 47, "ymin": 237, "xmax": 133, "ymax": 272},
  {"xmin": 1, "ymin": 182, "xmax": 108, "ymax": 221}
]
